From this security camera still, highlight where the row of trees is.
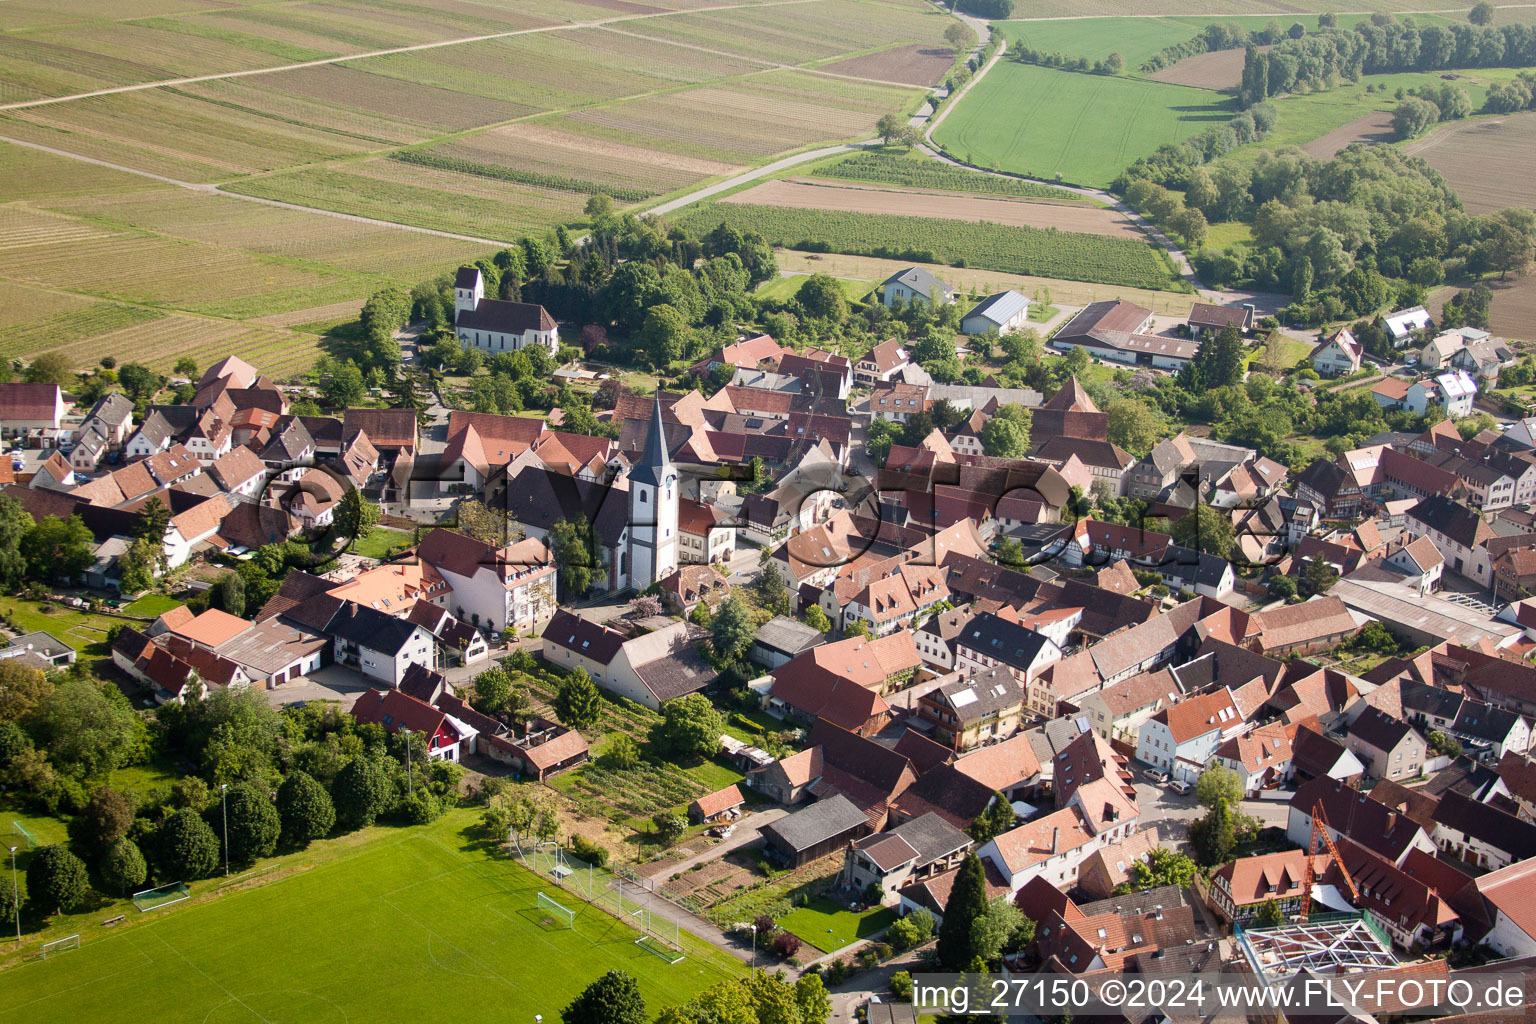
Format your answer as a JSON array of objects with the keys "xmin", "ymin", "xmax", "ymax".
[
  {"xmin": 1239, "ymin": 18, "xmax": 1536, "ymax": 107},
  {"xmin": 562, "ymin": 968, "xmax": 831, "ymax": 1024}
]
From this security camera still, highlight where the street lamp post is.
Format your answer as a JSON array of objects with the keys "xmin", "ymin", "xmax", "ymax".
[
  {"xmin": 749, "ymin": 923, "xmax": 756, "ymax": 975},
  {"xmin": 8, "ymin": 847, "xmax": 18, "ymax": 943},
  {"xmin": 401, "ymin": 728, "xmax": 413, "ymax": 792},
  {"xmin": 220, "ymin": 783, "xmax": 229, "ymax": 877}
]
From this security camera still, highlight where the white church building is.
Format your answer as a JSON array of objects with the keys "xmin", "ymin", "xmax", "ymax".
[
  {"xmin": 621, "ymin": 396, "xmax": 679, "ymax": 591},
  {"xmin": 453, "ymin": 266, "xmax": 560, "ymax": 355}
]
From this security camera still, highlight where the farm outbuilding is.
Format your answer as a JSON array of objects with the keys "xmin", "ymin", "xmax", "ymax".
[
  {"xmin": 962, "ymin": 291, "xmax": 1030, "ymax": 335},
  {"xmin": 760, "ymin": 794, "xmax": 872, "ymax": 868}
]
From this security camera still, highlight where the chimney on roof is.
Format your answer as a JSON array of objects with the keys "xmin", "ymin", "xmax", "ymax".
[
  {"xmin": 1154, "ymin": 907, "xmax": 1163, "ymax": 920},
  {"xmin": 1051, "ymin": 827, "xmax": 1059, "ymax": 855}
]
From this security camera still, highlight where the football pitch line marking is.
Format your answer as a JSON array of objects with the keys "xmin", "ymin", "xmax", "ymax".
[
  {"xmin": 0, "ymin": 936, "xmax": 152, "ymax": 1014},
  {"xmin": 0, "ymin": 0, "xmax": 824, "ymax": 112},
  {"xmin": 145, "ymin": 931, "xmax": 275, "ymax": 1024}
]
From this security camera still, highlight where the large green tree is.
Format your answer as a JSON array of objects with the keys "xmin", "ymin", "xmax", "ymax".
[
  {"xmin": 335, "ymin": 487, "xmax": 380, "ymax": 546},
  {"xmin": 29, "ymin": 680, "xmax": 144, "ymax": 779},
  {"xmin": 1171, "ymin": 504, "xmax": 1236, "ymax": 560},
  {"xmin": 649, "ymin": 694, "xmax": 725, "ymax": 762},
  {"xmin": 562, "ymin": 971, "xmax": 647, "ymax": 1024},
  {"xmin": 710, "ymin": 593, "xmax": 755, "ymax": 661},
  {"xmin": 1196, "ymin": 764, "xmax": 1243, "ymax": 808},
  {"xmin": 548, "ymin": 518, "xmax": 597, "ymax": 599},
  {"xmin": 332, "ymin": 757, "xmax": 390, "ymax": 831},
  {"xmin": 21, "ymin": 514, "xmax": 95, "ymax": 580},
  {"xmin": 159, "ymin": 809, "xmax": 221, "ymax": 880},
  {"xmin": 27, "ymin": 844, "xmax": 89, "ymax": 915},
  {"xmin": 277, "ymin": 770, "xmax": 335, "ymax": 848},
  {"xmin": 79, "ymin": 786, "xmax": 133, "ymax": 852},
  {"xmin": 99, "ymin": 836, "xmax": 147, "ymax": 896},
  {"xmin": 553, "ymin": 669, "xmax": 602, "ymax": 730},
  {"xmin": 23, "ymin": 352, "xmax": 75, "ymax": 389},
  {"xmin": 1104, "ymin": 398, "xmax": 1162, "ymax": 458},
  {"xmin": 936, "ymin": 853, "xmax": 989, "ymax": 969},
  {"xmin": 1189, "ymin": 797, "xmax": 1236, "ymax": 866},
  {"xmin": 220, "ymin": 783, "xmax": 280, "ymax": 865},
  {"xmin": 0, "ymin": 495, "xmax": 34, "ymax": 591}
]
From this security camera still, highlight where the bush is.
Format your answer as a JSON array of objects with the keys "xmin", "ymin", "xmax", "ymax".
[
  {"xmin": 887, "ymin": 908, "xmax": 936, "ymax": 950},
  {"xmin": 890, "ymin": 970, "xmax": 914, "ymax": 1002},
  {"xmin": 221, "ymin": 784, "xmax": 280, "ymax": 865},
  {"xmin": 773, "ymin": 930, "xmax": 802, "ymax": 959},
  {"xmin": 570, "ymin": 834, "xmax": 610, "ymax": 868}
]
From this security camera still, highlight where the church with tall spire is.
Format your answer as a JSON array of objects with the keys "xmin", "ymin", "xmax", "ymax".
[{"xmin": 623, "ymin": 392, "xmax": 679, "ymax": 590}]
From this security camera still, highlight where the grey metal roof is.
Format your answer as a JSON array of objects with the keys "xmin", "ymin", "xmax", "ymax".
[
  {"xmin": 964, "ymin": 290, "xmax": 1029, "ymax": 326},
  {"xmin": 762, "ymin": 794, "xmax": 868, "ymax": 852},
  {"xmin": 752, "ymin": 615, "xmax": 822, "ymax": 654},
  {"xmin": 884, "ymin": 811, "xmax": 972, "ymax": 863}
]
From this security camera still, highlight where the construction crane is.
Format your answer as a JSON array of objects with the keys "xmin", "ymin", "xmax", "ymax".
[{"xmin": 1298, "ymin": 802, "xmax": 1360, "ymax": 923}]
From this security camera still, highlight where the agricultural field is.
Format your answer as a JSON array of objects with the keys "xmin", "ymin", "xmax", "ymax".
[
  {"xmin": 1146, "ymin": 46, "xmax": 1251, "ymax": 90},
  {"xmin": 774, "ymin": 250, "xmax": 1196, "ymax": 314},
  {"xmin": 1003, "ymin": 0, "xmax": 1501, "ymax": 17},
  {"xmin": 0, "ymin": 141, "xmax": 175, "ymax": 202},
  {"xmin": 811, "ymin": 150, "xmax": 1085, "ymax": 201},
  {"xmin": 1234, "ymin": 67, "xmax": 1519, "ymax": 156},
  {"xmin": 817, "ymin": 43, "xmax": 956, "ymax": 86},
  {"xmin": 1403, "ymin": 111, "xmax": 1536, "ymax": 216},
  {"xmin": 727, "ymin": 179, "xmax": 1143, "ymax": 238},
  {"xmin": 1302, "ymin": 111, "xmax": 1397, "ymax": 159},
  {"xmin": 998, "ymin": 17, "xmax": 1204, "ymax": 71},
  {"xmin": 931, "ymin": 62, "xmax": 1233, "ymax": 188},
  {"xmin": 0, "ymin": 810, "xmax": 741, "ymax": 1022},
  {"xmin": 223, "ymin": 159, "xmax": 586, "ymax": 243},
  {"xmin": 671, "ymin": 200, "xmax": 1182, "ymax": 290}
]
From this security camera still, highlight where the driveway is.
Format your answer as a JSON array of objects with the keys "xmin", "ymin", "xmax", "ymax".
[
  {"xmin": 646, "ymin": 807, "xmax": 788, "ymax": 883},
  {"xmin": 265, "ymin": 663, "xmax": 374, "ymax": 710}
]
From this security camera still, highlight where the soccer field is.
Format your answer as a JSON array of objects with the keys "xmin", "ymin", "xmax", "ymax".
[{"xmin": 0, "ymin": 812, "xmax": 740, "ymax": 1023}]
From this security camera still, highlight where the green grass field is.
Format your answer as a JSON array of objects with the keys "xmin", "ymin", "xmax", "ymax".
[
  {"xmin": 0, "ymin": 811, "xmax": 741, "ymax": 1022},
  {"xmin": 932, "ymin": 62, "xmax": 1233, "ymax": 188},
  {"xmin": 0, "ymin": 598, "xmax": 121, "ymax": 653},
  {"xmin": 347, "ymin": 526, "xmax": 418, "ymax": 560},
  {"xmin": 755, "ymin": 275, "xmax": 873, "ymax": 303},
  {"xmin": 777, "ymin": 899, "xmax": 895, "ymax": 954},
  {"xmin": 120, "ymin": 594, "xmax": 184, "ymax": 618},
  {"xmin": 998, "ymin": 17, "xmax": 1204, "ymax": 70}
]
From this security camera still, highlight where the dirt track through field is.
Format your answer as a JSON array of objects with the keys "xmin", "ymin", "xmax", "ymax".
[
  {"xmin": 723, "ymin": 178, "xmax": 1145, "ymax": 238},
  {"xmin": 1302, "ymin": 110, "xmax": 1397, "ymax": 158}
]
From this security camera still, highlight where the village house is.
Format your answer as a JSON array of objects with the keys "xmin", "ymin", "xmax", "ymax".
[
  {"xmin": 1473, "ymin": 857, "xmax": 1536, "ymax": 957},
  {"xmin": 880, "ymin": 267, "xmax": 953, "ymax": 308},
  {"xmin": 917, "ymin": 665, "xmax": 1030, "ymax": 751},
  {"xmin": 1208, "ymin": 849, "xmax": 1329, "ymax": 923},
  {"xmin": 1134, "ymin": 687, "xmax": 1244, "ymax": 783},
  {"xmin": 1187, "ymin": 302, "xmax": 1253, "ymax": 339},
  {"xmin": 1432, "ymin": 790, "xmax": 1536, "ymax": 872},
  {"xmin": 1049, "ymin": 300, "xmax": 1196, "ymax": 371},
  {"xmin": 329, "ymin": 603, "xmax": 437, "ymax": 687},
  {"xmin": 840, "ymin": 812, "xmax": 972, "ymax": 905},
  {"xmin": 0, "ymin": 383, "xmax": 65, "ymax": 439},
  {"xmin": 352, "ymin": 688, "xmax": 475, "ymax": 763},
  {"xmin": 1212, "ymin": 722, "xmax": 1295, "ymax": 795},
  {"xmin": 541, "ymin": 610, "xmax": 716, "ymax": 711},
  {"xmin": 1404, "ymin": 494, "xmax": 1498, "ymax": 587},
  {"xmin": 854, "ymin": 339, "xmax": 913, "ymax": 385},
  {"xmin": 1383, "ymin": 305, "xmax": 1433, "ymax": 347},
  {"xmin": 1312, "ymin": 328, "xmax": 1364, "ymax": 377},
  {"xmin": 976, "ymin": 805, "xmax": 1098, "ymax": 894},
  {"xmin": 1343, "ymin": 706, "xmax": 1427, "ymax": 782}
]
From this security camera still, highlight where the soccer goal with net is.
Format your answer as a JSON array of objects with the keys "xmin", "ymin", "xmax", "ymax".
[
  {"xmin": 537, "ymin": 891, "xmax": 575, "ymax": 929},
  {"xmin": 38, "ymin": 934, "xmax": 79, "ymax": 959},
  {"xmin": 132, "ymin": 881, "xmax": 190, "ymax": 913},
  {"xmin": 11, "ymin": 822, "xmax": 35, "ymax": 849}
]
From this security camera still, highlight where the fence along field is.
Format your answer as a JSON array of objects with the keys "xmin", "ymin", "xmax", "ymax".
[
  {"xmin": 0, "ymin": 817, "xmax": 740, "ymax": 1024},
  {"xmin": 670, "ymin": 201, "xmax": 1184, "ymax": 291}
]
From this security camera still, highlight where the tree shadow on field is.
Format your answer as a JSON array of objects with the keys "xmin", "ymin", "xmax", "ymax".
[{"xmin": 455, "ymin": 820, "xmax": 502, "ymax": 855}]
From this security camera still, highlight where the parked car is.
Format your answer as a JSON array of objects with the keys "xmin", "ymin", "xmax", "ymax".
[
  {"xmin": 1142, "ymin": 769, "xmax": 1169, "ymax": 784},
  {"xmin": 1169, "ymin": 779, "xmax": 1192, "ymax": 795}
]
